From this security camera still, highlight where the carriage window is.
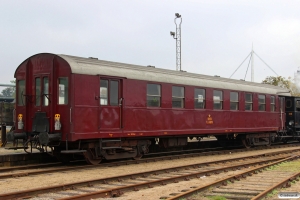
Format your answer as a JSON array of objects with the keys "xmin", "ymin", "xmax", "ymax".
[
  {"xmin": 100, "ymin": 80, "xmax": 119, "ymax": 106},
  {"xmin": 286, "ymin": 99, "xmax": 292, "ymax": 108},
  {"xmin": 296, "ymin": 100, "xmax": 300, "ymax": 111},
  {"xmin": 100, "ymin": 80, "xmax": 108, "ymax": 105},
  {"xmin": 258, "ymin": 94, "xmax": 266, "ymax": 111},
  {"xmin": 230, "ymin": 92, "xmax": 238, "ymax": 110},
  {"xmin": 110, "ymin": 81, "xmax": 119, "ymax": 106},
  {"xmin": 213, "ymin": 90, "xmax": 223, "ymax": 109},
  {"xmin": 17, "ymin": 80, "xmax": 25, "ymax": 106},
  {"xmin": 172, "ymin": 86, "xmax": 184, "ymax": 108},
  {"xmin": 194, "ymin": 89, "xmax": 205, "ymax": 109},
  {"xmin": 43, "ymin": 77, "xmax": 49, "ymax": 106},
  {"xmin": 35, "ymin": 78, "xmax": 41, "ymax": 106},
  {"xmin": 245, "ymin": 93, "xmax": 253, "ymax": 111},
  {"xmin": 270, "ymin": 96, "xmax": 275, "ymax": 112},
  {"xmin": 147, "ymin": 84, "xmax": 161, "ymax": 107},
  {"xmin": 58, "ymin": 78, "xmax": 68, "ymax": 105}
]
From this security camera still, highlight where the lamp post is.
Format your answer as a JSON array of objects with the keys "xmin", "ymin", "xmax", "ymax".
[{"xmin": 170, "ymin": 13, "xmax": 182, "ymax": 71}]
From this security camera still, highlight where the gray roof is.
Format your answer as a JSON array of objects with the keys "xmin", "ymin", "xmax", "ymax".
[{"xmin": 58, "ymin": 54, "xmax": 290, "ymax": 96}]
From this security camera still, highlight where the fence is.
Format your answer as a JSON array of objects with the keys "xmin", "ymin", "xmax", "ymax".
[{"xmin": 0, "ymin": 102, "xmax": 14, "ymax": 126}]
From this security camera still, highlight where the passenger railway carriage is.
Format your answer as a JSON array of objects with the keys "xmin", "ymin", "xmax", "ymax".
[{"xmin": 7, "ymin": 53, "xmax": 296, "ymax": 164}]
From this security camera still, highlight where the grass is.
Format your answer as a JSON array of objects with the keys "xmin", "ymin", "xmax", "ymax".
[
  {"xmin": 266, "ymin": 189, "xmax": 278, "ymax": 198},
  {"xmin": 269, "ymin": 160, "xmax": 300, "ymax": 172},
  {"xmin": 207, "ymin": 196, "xmax": 227, "ymax": 200},
  {"xmin": 262, "ymin": 159, "xmax": 300, "ymax": 199}
]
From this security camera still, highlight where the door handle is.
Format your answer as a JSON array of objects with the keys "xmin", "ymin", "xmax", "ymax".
[{"xmin": 70, "ymin": 107, "xmax": 72, "ymax": 123}]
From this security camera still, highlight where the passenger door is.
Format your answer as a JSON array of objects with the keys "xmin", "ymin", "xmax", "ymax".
[
  {"xmin": 279, "ymin": 97, "xmax": 285, "ymax": 130},
  {"xmin": 32, "ymin": 76, "xmax": 51, "ymax": 113},
  {"xmin": 31, "ymin": 75, "xmax": 52, "ymax": 130},
  {"xmin": 98, "ymin": 78, "xmax": 122, "ymax": 130}
]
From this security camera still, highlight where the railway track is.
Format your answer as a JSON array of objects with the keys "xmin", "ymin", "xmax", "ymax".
[
  {"xmin": 0, "ymin": 146, "xmax": 299, "ymax": 199},
  {"xmin": 0, "ymin": 143, "xmax": 298, "ymax": 171},
  {"xmin": 0, "ymin": 144, "xmax": 299, "ymax": 180},
  {"xmin": 165, "ymin": 157, "xmax": 300, "ymax": 200}
]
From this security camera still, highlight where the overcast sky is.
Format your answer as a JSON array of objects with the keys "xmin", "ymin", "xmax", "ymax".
[{"xmin": 1, "ymin": 0, "xmax": 300, "ymax": 87}]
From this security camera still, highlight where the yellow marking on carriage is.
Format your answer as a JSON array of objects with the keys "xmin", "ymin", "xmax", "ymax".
[
  {"xmin": 18, "ymin": 114, "xmax": 23, "ymax": 121},
  {"xmin": 54, "ymin": 114, "xmax": 60, "ymax": 121},
  {"xmin": 164, "ymin": 132, "xmax": 168, "ymax": 134},
  {"xmin": 109, "ymin": 134, "xmax": 113, "ymax": 137},
  {"xmin": 206, "ymin": 114, "xmax": 213, "ymax": 125}
]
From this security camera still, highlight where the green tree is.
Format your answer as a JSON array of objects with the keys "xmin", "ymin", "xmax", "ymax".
[
  {"xmin": 262, "ymin": 76, "xmax": 300, "ymax": 96},
  {"xmin": 0, "ymin": 80, "xmax": 15, "ymax": 97}
]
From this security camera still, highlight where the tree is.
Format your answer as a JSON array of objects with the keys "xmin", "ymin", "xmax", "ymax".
[
  {"xmin": 262, "ymin": 76, "xmax": 300, "ymax": 96},
  {"xmin": 0, "ymin": 80, "xmax": 15, "ymax": 97}
]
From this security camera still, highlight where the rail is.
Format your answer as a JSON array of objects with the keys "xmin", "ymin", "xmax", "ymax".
[{"xmin": 0, "ymin": 147, "xmax": 300, "ymax": 199}]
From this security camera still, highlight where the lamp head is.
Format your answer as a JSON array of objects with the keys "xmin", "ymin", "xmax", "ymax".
[{"xmin": 175, "ymin": 13, "xmax": 181, "ymax": 18}]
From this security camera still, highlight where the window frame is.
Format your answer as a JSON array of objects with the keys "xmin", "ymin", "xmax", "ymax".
[
  {"xmin": 35, "ymin": 77, "xmax": 41, "ymax": 106},
  {"xmin": 100, "ymin": 79, "xmax": 119, "ymax": 106},
  {"xmin": 109, "ymin": 80, "xmax": 119, "ymax": 106},
  {"xmin": 286, "ymin": 99, "xmax": 292, "ymax": 108},
  {"xmin": 58, "ymin": 77, "xmax": 69, "ymax": 105},
  {"xmin": 147, "ymin": 83, "xmax": 161, "ymax": 107},
  {"xmin": 295, "ymin": 100, "xmax": 300, "ymax": 112},
  {"xmin": 172, "ymin": 86, "xmax": 185, "ymax": 108},
  {"xmin": 270, "ymin": 96, "xmax": 275, "ymax": 112},
  {"xmin": 43, "ymin": 77, "xmax": 49, "ymax": 106},
  {"xmin": 258, "ymin": 94, "xmax": 266, "ymax": 111},
  {"xmin": 17, "ymin": 80, "xmax": 26, "ymax": 106},
  {"xmin": 213, "ymin": 90, "xmax": 223, "ymax": 110},
  {"xmin": 230, "ymin": 91, "xmax": 239, "ymax": 110},
  {"xmin": 194, "ymin": 88, "xmax": 205, "ymax": 109},
  {"xmin": 100, "ymin": 80, "xmax": 108, "ymax": 105},
  {"xmin": 245, "ymin": 93, "xmax": 253, "ymax": 111}
]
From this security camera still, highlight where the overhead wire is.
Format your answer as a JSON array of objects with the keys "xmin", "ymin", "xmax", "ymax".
[
  {"xmin": 230, "ymin": 50, "xmax": 279, "ymax": 80},
  {"xmin": 253, "ymin": 52, "xmax": 279, "ymax": 76},
  {"xmin": 244, "ymin": 52, "xmax": 253, "ymax": 81},
  {"xmin": 229, "ymin": 52, "xmax": 251, "ymax": 78}
]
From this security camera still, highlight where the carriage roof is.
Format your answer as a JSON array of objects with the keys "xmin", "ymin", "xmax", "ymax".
[
  {"xmin": 18, "ymin": 53, "xmax": 291, "ymax": 96},
  {"xmin": 59, "ymin": 54, "xmax": 290, "ymax": 96}
]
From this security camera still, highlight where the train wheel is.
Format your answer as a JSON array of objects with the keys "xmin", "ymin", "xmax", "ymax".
[
  {"xmin": 133, "ymin": 154, "xmax": 143, "ymax": 160},
  {"xmin": 83, "ymin": 148, "xmax": 102, "ymax": 165},
  {"xmin": 265, "ymin": 142, "xmax": 271, "ymax": 147},
  {"xmin": 242, "ymin": 138, "xmax": 252, "ymax": 148}
]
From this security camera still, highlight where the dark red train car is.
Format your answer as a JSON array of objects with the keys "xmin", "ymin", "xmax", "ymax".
[{"xmin": 7, "ymin": 53, "xmax": 291, "ymax": 164}]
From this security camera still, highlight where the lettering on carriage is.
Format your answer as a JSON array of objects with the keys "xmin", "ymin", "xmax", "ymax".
[
  {"xmin": 206, "ymin": 114, "xmax": 213, "ymax": 125},
  {"xmin": 164, "ymin": 132, "xmax": 168, "ymax": 135},
  {"xmin": 127, "ymin": 133, "xmax": 136, "ymax": 136},
  {"xmin": 109, "ymin": 133, "xmax": 113, "ymax": 137}
]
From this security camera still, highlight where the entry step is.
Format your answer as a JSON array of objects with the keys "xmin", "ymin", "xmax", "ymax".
[{"xmin": 61, "ymin": 150, "xmax": 87, "ymax": 154}]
